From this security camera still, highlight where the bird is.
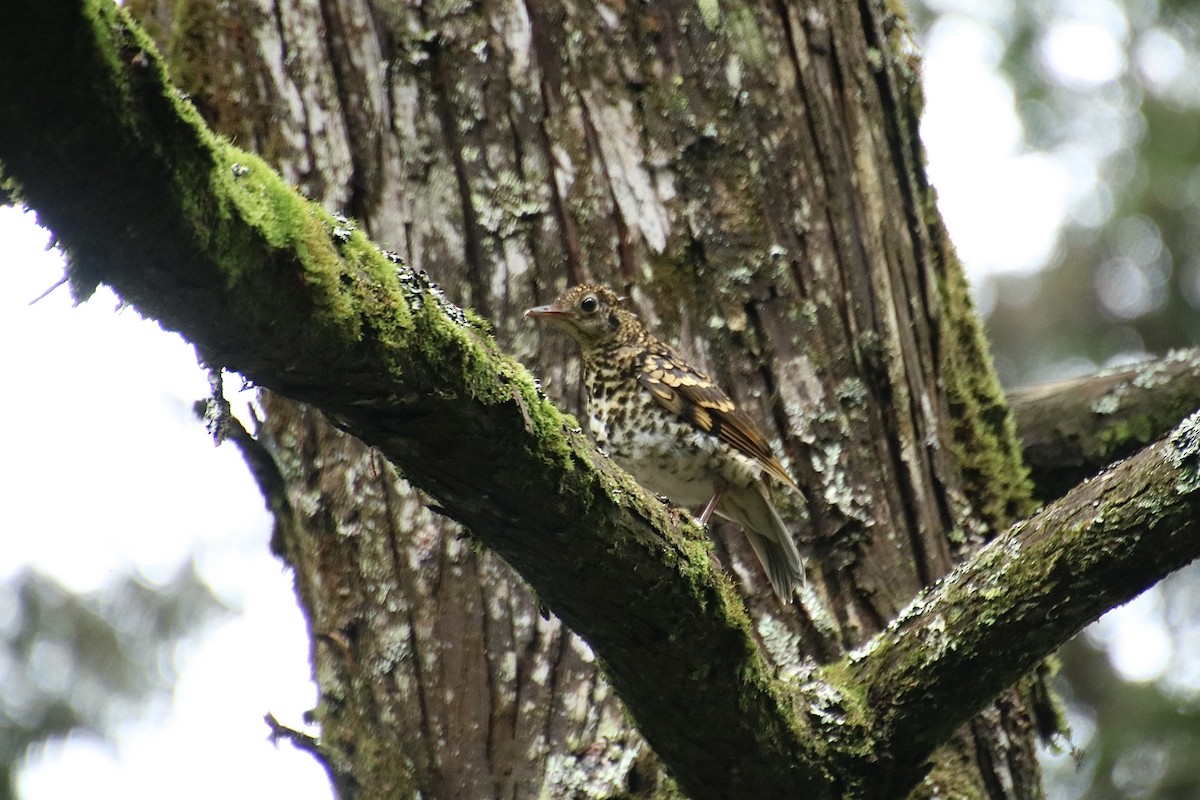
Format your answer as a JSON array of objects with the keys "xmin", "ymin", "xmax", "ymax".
[{"xmin": 525, "ymin": 283, "xmax": 805, "ymax": 600}]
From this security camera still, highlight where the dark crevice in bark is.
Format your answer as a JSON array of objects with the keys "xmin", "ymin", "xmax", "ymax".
[
  {"xmin": 524, "ymin": 0, "xmax": 584, "ymax": 287},
  {"xmin": 743, "ymin": 297, "xmax": 797, "ymax": 457},
  {"xmin": 541, "ymin": 624, "xmax": 571, "ymax": 773},
  {"xmin": 855, "ymin": 0, "xmax": 933, "ymax": 353},
  {"xmin": 403, "ymin": 603, "xmax": 441, "ymax": 793},
  {"xmin": 475, "ymin": 559, "xmax": 500, "ymax": 785},
  {"xmin": 970, "ymin": 714, "xmax": 1011, "ymax": 800},
  {"xmin": 422, "ymin": 29, "xmax": 492, "ymax": 317},
  {"xmin": 315, "ymin": 0, "xmax": 367, "ymax": 222},
  {"xmin": 882, "ymin": 409, "xmax": 936, "ymax": 590},
  {"xmin": 773, "ymin": 1, "xmax": 848, "ymax": 311}
]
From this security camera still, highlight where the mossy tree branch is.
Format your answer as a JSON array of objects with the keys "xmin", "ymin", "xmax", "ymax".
[
  {"xmin": 1008, "ymin": 349, "xmax": 1200, "ymax": 502},
  {"xmin": 838, "ymin": 410, "xmax": 1200, "ymax": 787},
  {"xmin": 5, "ymin": 2, "xmax": 1200, "ymax": 798},
  {"xmin": 0, "ymin": 3, "xmax": 825, "ymax": 797}
]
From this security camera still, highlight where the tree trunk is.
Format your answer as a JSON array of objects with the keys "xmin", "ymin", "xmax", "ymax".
[
  {"xmin": 130, "ymin": 0, "xmax": 1042, "ymax": 794},
  {"xmin": 133, "ymin": 0, "xmax": 669, "ymax": 795},
  {"xmin": 18, "ymin": 1, "xmax": 1200, "ymax": 798}
]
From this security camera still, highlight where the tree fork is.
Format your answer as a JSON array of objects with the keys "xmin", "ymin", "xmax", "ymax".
[{"xmin": 837, "ymin": 410, "xmax": 1200, "ymax": 788}]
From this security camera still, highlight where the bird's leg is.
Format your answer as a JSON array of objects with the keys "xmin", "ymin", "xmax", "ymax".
[{"xmin": 698, "ymin": 488, "xmax": 726, "ymax": 526}]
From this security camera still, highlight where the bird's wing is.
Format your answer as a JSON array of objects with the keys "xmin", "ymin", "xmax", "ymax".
[{"xmin": 636, "ymin": 348, "xmax": 799, "ymax": 491}]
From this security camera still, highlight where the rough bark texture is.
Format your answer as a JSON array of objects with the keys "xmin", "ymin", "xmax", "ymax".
[
  {"xmin": 251, "ymin": 398, "xmax": 657, "ymax": 799},
  {"xmin": 136, "ymin": 0, "xmax": 670, "ymax": 793},
  {"xmin": 10, "ymin": 1, "xmax": 1200, "ymax": 799},
  {"xmin": 845, "ymin": 409, "xmax": 1200, "ymax": 783}
]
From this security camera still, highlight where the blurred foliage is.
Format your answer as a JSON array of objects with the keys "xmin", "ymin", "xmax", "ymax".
[
  {"xmin": 911, "ymin": 0, "xmax": 1200, "ymax": 797},
  {"xmin": 1045, "ymin": 565, "xmax": 1200, "ymax": 800},
  {"xmin": 913, "ymin": 0, "xmax": 1200, "ymax": 385},
  {"xmin": 0, "ymin": 563, "xmax": 226, "ymax": 800}
]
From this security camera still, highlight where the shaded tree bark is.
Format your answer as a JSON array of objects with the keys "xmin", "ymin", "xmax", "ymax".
[
  {"xmin": 134, "ymin": 0, "xmax": 670, "ymax": 793},
  {"xmin": 5, "ymin": 1, "xmax": 1200, "ymax": 798},
  {"xmin": 247, "ymin": 397, "xmax": 656, "ymax": 799}
]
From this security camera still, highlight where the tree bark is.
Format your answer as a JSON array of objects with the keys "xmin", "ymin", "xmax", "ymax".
[
  {"xmin": 845, "ymin": 410, "xmax": 1200, "ymax": 785},
  {"xmin": 1008, "ymin": 349, "xmax": 1200, "ymax": 502},
  {"xmin": 244, "ymin": 396, "xmax": 660, "ymax": 798},
  {"xmin": 6, "ymin": 1, "xmax": 1200, "ymax": 798},
  {"xmin": 140, "ymin": 0, "xmax": 673, "ymax": 792}
]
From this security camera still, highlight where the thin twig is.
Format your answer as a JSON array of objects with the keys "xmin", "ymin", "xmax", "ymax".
[
  {"xmin": 264, "ymin": 712, "xmax": 323, "ymax": 758},
  {"xmin": 27, "ymin": 274, "xmax": 68, "ymax": 305}
]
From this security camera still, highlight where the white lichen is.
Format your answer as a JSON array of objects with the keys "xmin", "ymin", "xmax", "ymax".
[
  {"xmin": 1091, "ymin": 393, "xmax": 1121, "ymax": 415},
  {"xmin": 1167, "ymin": 410, "xmax": 1200, "ymax": 494}
]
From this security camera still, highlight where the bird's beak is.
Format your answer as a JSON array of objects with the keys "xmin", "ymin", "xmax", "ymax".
[{"xmin": 524, "ymin": 304, "xmax": 566, "ymax": 320}]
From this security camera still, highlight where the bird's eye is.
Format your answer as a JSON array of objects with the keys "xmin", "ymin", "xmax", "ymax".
[{"xmin": 580, "ymin": 296, "xmax": 599, "ymax": 314}]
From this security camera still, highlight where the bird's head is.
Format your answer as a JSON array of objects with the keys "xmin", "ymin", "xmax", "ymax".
[{"xmin": 525, "ymin": 284, "xmax": 643, "ymax": 353}]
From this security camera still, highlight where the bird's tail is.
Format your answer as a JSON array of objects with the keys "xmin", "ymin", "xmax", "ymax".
[{"xmin": 717, "ymin": 482, "xmax": 804, "ymax": 601}]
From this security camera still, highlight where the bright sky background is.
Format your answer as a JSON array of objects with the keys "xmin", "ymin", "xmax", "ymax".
[
  {"xmin": 0, "ymin": 4, "xmax": 1174, "ymax": 796},
  {"xmin": 0, "ymin": 210, "xmax": 330, "ymax": 798}
]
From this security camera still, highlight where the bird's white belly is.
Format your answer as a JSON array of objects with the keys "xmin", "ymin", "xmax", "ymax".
[
  {"xmin": 592, "ymin": 409, "xmax": 759, "ymax": 508},
  {"xmin": 621, "ymin": 437, "xmax": 717, "ymax": 507}
]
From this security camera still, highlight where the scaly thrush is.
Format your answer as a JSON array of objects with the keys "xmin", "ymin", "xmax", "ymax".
[{"xmin": 526, "ymin": 284, "xmax": 804, "ymax": 600}]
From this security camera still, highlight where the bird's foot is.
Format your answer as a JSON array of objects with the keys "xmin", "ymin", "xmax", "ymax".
[{"xmin": 697, "ymin": 489, "xmax": 726, "ymax": 527}]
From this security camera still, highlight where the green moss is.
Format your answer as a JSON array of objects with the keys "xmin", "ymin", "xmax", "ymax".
[
  {"xmin": 927, "ymin": 195, "xmax": 1036, "ymax": 531},
  {"xmin": 803, "ymin": 664, "xmax": 875, "ymax": 773},
  {"xmin": 697, "ymin": 0, "xmax": 721, "ymax": 30},
  {"xmin": 88, "ymin": 0, "xmax": 141, "ymax": 95},
  {"xmin": 909, "ymin": 746, "xmax": 986, "ymax": 800},
  {"xmin": 1097, "ymin": 414, "xmax": 1155, "ymax": 457},
  {"xmin": 727, "ymin": 7, "xmax": 770, "ymax": 67}
]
